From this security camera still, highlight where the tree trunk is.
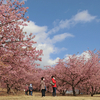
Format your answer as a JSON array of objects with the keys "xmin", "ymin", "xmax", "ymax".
[
  {"xmin": 62, "ymin": 90, "xmax": 66, "ymax": 95},
  {"xmin": 78, "ymin": 89, "xmax": 80, "ymax": 95},
  {"xmin": 91, "ymin": 93, "xmax": 94, "ymax": 96},
  {"xmin": 91, "ymin": 86, "xmax": 94, "ymax": 96},
  {"xmin": 47, "ymin": 86, "xmax": 50, "ymax": 92},
  {"xmin": 86, "ymin": 88, "xmax": 89, "ymax": 95},
  {"xmin": 72, "ymin": 86, "xmax": 76, "ymax": 96},
  {"xmin": 14, "ymin": 87, "xmax": 19, "ymax": 93},
  {"xmin": 7, "ymin": 84, "xmax": 11, "ymax": 94}
]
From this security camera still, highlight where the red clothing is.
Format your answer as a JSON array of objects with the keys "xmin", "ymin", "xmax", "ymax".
[{"xmin": 52, "ymin": 78, "xmax": 57, "ymax": 87}]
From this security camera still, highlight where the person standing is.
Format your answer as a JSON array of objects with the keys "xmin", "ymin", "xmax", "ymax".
[
  {"xmin": 40, "ymin": 77, "xmax": 46, "ymax": 97},
  {"xmin": 25, "ymin": 84, "xmax": 29, "ymax": 95},
  {"xmin": 29, "ymin": 84, "xmax": 33, "ymax": 96},
  {"xmin": 51, "ymin": 76, "xmax": 57, "ymax": 96}
]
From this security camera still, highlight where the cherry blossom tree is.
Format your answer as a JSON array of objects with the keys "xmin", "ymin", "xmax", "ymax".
[
  {"xmin": 77, "ymin": 74, "xmax": 100, "ymax": 96},
  {"xmin": 77, "ymin": 52, "xmax": 100, "ymax": 96},
  {"xmin": 0, "ymin": 46, "xmax": 42, "ymax": 93},
  {"xmin": 0, "ymin": 0, "xmax": 43, "ymax": 94},
  {"xmin": 49, "ymin": 51, "xmax": 100, "ymax": 96}
]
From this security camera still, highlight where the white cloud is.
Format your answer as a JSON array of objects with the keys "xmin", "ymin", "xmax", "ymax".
[
  {"xmin": 23, "ymin": 21, "xmax": 47, "ymax": 34},
  {"xmin": 21, "ymin": 21, "xmax": 48, "ymax": 44},
  {"xmin": 59, "ymin": 19, "xmax": 71, "ymax": 29},
  {"xmin": 22, "ymin": 21, "xmax": 73, "ymax": 68},
  {"xmin": 73, "ymin": 10, "xmax": 96, "ymax": 22},
  {"xmin": 65, "ymin": 51, "xmax": 91, "ymax": 61},
  {"xmin": 52, "ymin": 33, "xmax": 74, "ymax": 43},
  {"xmin": 22, "ymin": 21, "xmax": 74, "ymax": 45},
  {"xmin": 48, "ymin": 10, "xmax": 96, "ymax": 34},
  {"xmin": 21, "ymin": 10, "xmax": 96, "ymax": 68},
  {"xmin": 36, "ymin": 44, "xmax": 59, "ymax": 67},
  {"xmin": 48, "ymin": 57, "xmax": 60, "ymax": 66}
]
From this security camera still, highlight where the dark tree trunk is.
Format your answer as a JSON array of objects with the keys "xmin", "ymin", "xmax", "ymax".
[
  {"xmin": 91, "ymin": 86, "xmax": 94, "ymax": 96},
  {"xmin": 7, "ymin": 84, "xmax": 11, "ymax": 94},
  {"xmin": 62, "ymin": 90, "xmax": 66, "ymax": 96},
  {"xmin": 91, "ymin": 93, "xmax": 94, "ymax": 96},
  {"xmin": 86, "ymin": 88, "xmax": 89, "ymax": 95},
  {"xmin": 47, "ymin": 86, "xmax": 50, "ymax": 93},
  {"xmin": 14, "ymin": 87, "xmax": 19, "ymax": 93},
  {"xmin": 72, "ymin": 86, "xmax": 76, "ymax": 96}
]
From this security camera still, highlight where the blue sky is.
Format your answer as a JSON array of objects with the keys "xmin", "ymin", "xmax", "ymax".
[{"xmin": 20, "ymin": 0, "xmax": 100, "ymax": 67}]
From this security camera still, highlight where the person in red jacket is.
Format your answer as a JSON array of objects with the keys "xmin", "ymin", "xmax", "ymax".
[{"xmin": 51, "ymin": 76, "xmax": 57, "ymax": 96}]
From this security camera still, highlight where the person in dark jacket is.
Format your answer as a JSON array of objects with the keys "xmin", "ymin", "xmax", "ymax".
[
  {"xmin": 40, "ymin": 77, "xmax": 46, "ymax": 97},
  {"xmin": 51, "ymin": 76, "xmax": 57, "ymax": 96},
  {"xmin": 29, "ymin": 84, "xmax": 33, "ymax": 96}
]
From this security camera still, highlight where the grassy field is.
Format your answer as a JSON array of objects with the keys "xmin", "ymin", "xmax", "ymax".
[
  {"xmin": 0, "ymin": 88, "xmax": 100, "ymax": 100},
  {"xmin": 0, "ymin": 92, "xmax": 100, "ymax": 100},
  {"xmin": 0, "ymin": 95, "xmax": 100, "ymax": 100}
]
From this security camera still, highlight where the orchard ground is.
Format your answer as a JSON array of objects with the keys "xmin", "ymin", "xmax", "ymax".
[{"xmin": 0, "ymin": 89, "xmax": 100, "ymax": 100}]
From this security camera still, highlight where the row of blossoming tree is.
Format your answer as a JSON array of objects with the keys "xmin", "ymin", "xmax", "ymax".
[
  {"xmin": 35, "ymin": 50, "xmax": 100, "ymax": 96},
  {"xmin": 0, "ymin": 0, "xmax": 100, "ymax": 97},
  {"xmin": 30, "ymin": 50, "xmax": 100, "ymax": 97}
]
